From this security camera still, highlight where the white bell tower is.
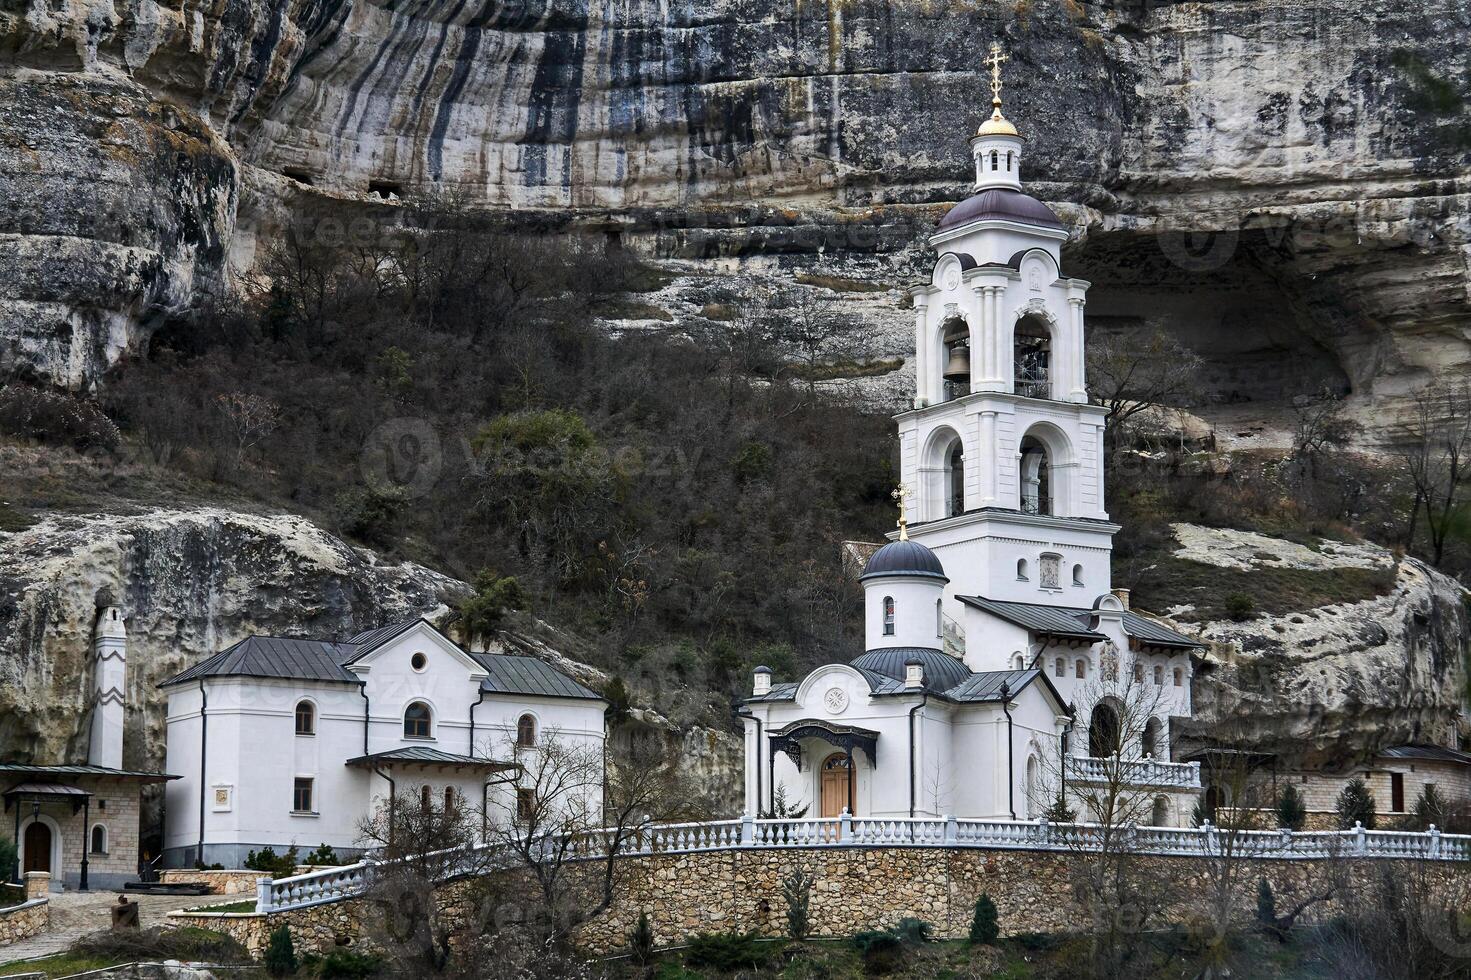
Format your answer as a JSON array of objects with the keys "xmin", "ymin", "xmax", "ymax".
[{"xmin": 894, "ymin": 42, "xmax": 1117, "ymax": 618}]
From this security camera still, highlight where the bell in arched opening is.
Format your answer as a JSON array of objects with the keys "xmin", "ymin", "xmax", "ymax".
[{"xmin": 941, "ymin": 319, "xmax": 971, "ymax": 397}]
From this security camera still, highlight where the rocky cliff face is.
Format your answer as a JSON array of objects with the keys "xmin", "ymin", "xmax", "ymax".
[
  {"xmin": 3, "ymin": 0, "xmax": 1468, "ymax": 443},
  {"xmin": 0, "ymin": 507, "xmax": 459, "ymax": 769},
  {"xmin": 1171, "ymin": 524, "xmax": 1470, "ymax": 766}
]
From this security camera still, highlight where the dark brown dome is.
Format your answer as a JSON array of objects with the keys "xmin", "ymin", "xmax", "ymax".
[{"xmin": 937, "ymin": 188, "xmax": 1064, "ymax": 231}]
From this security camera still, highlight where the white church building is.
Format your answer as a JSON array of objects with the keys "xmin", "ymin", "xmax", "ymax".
[
  {"xmin": 160, "ymin": 619, "xmax": 606, "ymax": 868},
  {"xmin": 741, "ymin": 48, "xmax": 1205, "ymax": 827}
]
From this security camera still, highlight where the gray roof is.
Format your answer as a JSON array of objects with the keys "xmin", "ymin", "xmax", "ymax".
[
  {"xmin": 851, "ymin": 647, "xmax": 971, "ymax": 693},
  {"xmin": 1379, "ymin": 744, "xmax": 1471, "ymax": 766},
  {"xmin": 743, "ymin": 655, "xmax": 1063, "ymax": 709},
  {"xmin": 345, "ymin": 746, "xmax": 516, "ymax": 770},
  {"xmin": 470, "ymin": 653, "xmax": 604, "ymax": 701},
  {"xmin": 958, "ymin": 596, "xmax": 1202, "ymax": 650},
  {"xmin": 162, "ymin": 621, "xmax": 606, "ymax": 702},
  {"xmin": 161, "ymin": 636, "xmax": 360, "ymax": 687},
  {"xmin": 0, "ymin": 763, "xmax": 177, "ymax": 782}
]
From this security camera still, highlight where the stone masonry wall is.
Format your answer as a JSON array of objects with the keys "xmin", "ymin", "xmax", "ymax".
[
  {"xmin": 0, "ymin": 899, "xmax": 50, "ymax": 948},
  {"xmin": 158, "ymin": 870, "xmax": 267, "ymax": 895},
  {"xmin": 168, "ymin": 846, "xmax": 1471, "ymax": 958}
]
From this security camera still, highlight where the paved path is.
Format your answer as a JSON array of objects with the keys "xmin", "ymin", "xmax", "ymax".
[{"xmin": 0, "ymin": 890, "xmax": 185, "ymax": 965}]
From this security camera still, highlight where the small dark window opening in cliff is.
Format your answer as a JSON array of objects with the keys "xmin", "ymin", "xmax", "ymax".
[
  {"xmin": 369, "ymin": 180, "xmax": 403, "ymax": 200},
  {"xmin": 282, "ymin": 167, "xmax": 315, "ymax": 186}
]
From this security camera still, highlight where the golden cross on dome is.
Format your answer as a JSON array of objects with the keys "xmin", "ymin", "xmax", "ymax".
[
  {"xmin": 891, "ymin": 485, "xmax": 911, "ymax": 540},
  {"xmin": 984, "ymin": 42, "xmax": 1009, "ymax": 111}
]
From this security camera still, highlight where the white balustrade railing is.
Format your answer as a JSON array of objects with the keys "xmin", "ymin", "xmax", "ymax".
[
  {"xmin": 253, "ymin": 815, "xmax": 1471, "ymax": 913},
  {"xmin": 1065, "ymin": 754, "xmax": 1203, "ymax": 788}
]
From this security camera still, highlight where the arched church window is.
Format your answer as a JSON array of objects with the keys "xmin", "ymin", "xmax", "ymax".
[
  {"xmin": 1143, "ymin": 717, "xmax": 1163, "ymax": 758},
  {"xmin": 1173, "ymin": 667, "xmax": 1183, "ymax": 687},
  {"xmin": 1072, "ymin": 564, "xmax": 1084, "ymax": 587},
  {"xmin": 1152, "ymin": 795, "xmax": 1170, "ymax": 827},
  {"xmin": 1014, "ymin": 316, "xmax": 1051, "ymax": 399},
  {"xmin": 1054, "ymin": 657, "xmax": 1064, "ymax": 678},
  {"xmin": 90, "ymin": 824, "xmax": 107, "ymax": 854},
  {"xmin": 444, "ymin": 786, "xmax": 456, "ymax": 810},
  {"xmin": 1153, "ymin": 665, "xmax": 1164, "ymax": 686},
  {"xmin": 1007, "ymin": 151, "xmax": 1014, "ymax": 171},
  {"xmin": 1019, "ymin": 436, "xmax": 1052, "ymax": 516},
  {"xmin": 516, "ymin": 714, "xmax": 536, "ymax": 747},
  {"xmin": 294, "ymin": 700, "xmax": 315, "ymax": 735},
  {"xmin": 990, "ymin": 150, "xmax": 999, "ymax": 171},
  {"xmin": 883, "ymin": 596, "xmax": 895, "ymax": 636},
  {"xmin": 1075, "ymin": 659, "xmax": 1086, "ymax": 679},
  {"xmin": 1089, "ymin": 702, "xmax": 1122, "ymax": 758},
  {"xmin": 1134, "ymin": 663, "xmax": 1144, "ymax": 684},
  {"xmin": 1016, "ymin": 559, "xmax": 1029, "ymax": 581},
  {"xmin": 421, "ymin": 785, "xmax": 431, "ymax": 809},
  {"xmin": 935, "ymin": 599, "xmax": 943, "ymax": 638},
  {"xmin": 1012, "ymin": 653, "xmax": 1024, "ymax": 671},
  {"xmin": 404, "ymin": 701, "xmax": 432, "ymax": 739}
]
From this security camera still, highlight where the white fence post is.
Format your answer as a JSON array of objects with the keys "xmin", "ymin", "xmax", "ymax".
[
  {"xmin": 945, "ymin": 814, "xmax": 958, "ymax": 845},
  {"xmin": 840, "ymin": 808, "xmax": 853, "ymax": 844},
  {"xmin": 256, "ymin": 876, "xmax": 273, "ymax": 913},
  {"xmin": 1355, "ymin": 821, "xmax": 1367, "ymax": 856},
  {"xmin": 740, "ymin": 814, "xmax": 754, "ymax": 846},
  {"xmin": 1430, "ymin": 825, "xmax": 1441, "ymax": 859}
]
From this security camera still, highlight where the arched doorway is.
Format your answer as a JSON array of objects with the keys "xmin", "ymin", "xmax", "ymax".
[
  {"xmin": 1088, "ymin": 702, "xmax": 1121, "ymax": 758},
  {"xmin": 819, "ymin": 753, "xmax": 852, "ymax": 818},
  {"xmin": 1151, "ymin": 795, "xmax": 1170, "ymax": 827},
  {"xmin": 23, "ymin": 821, "xmax": 52, "ymax": 874},
  {"xmin": 1014, "ymin": 315, "xmax": 1052, "ymax": 399},
  {"xmin": 1142, "ymin": 717, "xmax": 1163, "ymax": 759}
]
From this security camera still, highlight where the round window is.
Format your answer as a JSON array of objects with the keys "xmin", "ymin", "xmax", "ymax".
[{"xmin": 411, "ymin": 652, "xmax": 427, "ymax": 672}]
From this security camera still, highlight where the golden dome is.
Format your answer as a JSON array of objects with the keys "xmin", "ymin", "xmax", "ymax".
[{"xmin": 977, "ymin": 109, "xmax": 1019, "ymax": 138}]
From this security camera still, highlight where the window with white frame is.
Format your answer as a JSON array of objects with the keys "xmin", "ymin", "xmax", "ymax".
[
  {"xmin": 292, "ymin": 778, "xmax": 314, "ymax": 813},
  {"xmin": 882, "ymin": 596, "xmax": 895, "ymax": 636}
]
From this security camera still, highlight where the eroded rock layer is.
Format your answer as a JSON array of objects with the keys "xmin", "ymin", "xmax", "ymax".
[{"xmin": 2, "ymin": 0, "xmax": 1468, "ymax": 442}]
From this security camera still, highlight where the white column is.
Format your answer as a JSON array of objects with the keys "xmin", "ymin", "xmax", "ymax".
[
  {"xmin": 913, "ymin": 295, "xmax": 931, "ymax": 407},
  {"xmin": 1070, "ymin": 297, "xmax": 1087, "ymax": 403},
  {"xmin": 995, "ymin": 289, "xmax": 1010, "ymax": 393},
  {"xmin": 980, "ymin": 410, "xmax": 998, "ymax": 507}
]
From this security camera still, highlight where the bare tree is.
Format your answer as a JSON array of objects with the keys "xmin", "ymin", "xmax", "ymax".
[
  {"xmin": 483, "ymin": 730, "xmax": 693, "ymax": 947},
  {"xmin": 1086, "ymin": 328, "xmax": 1205, "ymax": 452},
  {"xmin": 214, "ymin": 392, "xmax": 280, "ymax": 468},
  {"xmin": 1396, "ymin": 381, "xmax": 1471, "ymax": 566},
  {"xmin": 356, "ymin": 787, "xmax": 502, "ymax": 976},
  {"xmin": 764, "ymin": 286, "xmax": 865, "ymax": 401},
  {"xmin": 1036, "ymin": 652, "xmax": 1180, "ymax": 978}
]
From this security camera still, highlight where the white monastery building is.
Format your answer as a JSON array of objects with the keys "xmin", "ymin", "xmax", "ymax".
[
  {"xmin": 160, "ymin": 619, "xmax": 606, "ymax": 868},
  {"xmin": 741, "ymin": 48, "xmax": 1205, "ymax": 827}
]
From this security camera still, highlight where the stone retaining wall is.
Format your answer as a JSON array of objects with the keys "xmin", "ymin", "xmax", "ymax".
[
  {"xmin": 0, "ymin": 898, "xmax": 50, "ymax": 947},
  {"xmin": 158, "ymin": 869, "xmax": 266, "ymax": 895},
  {"xmin": 169, "ymin": 847, "xmax": 1471, "ymax": 958}
]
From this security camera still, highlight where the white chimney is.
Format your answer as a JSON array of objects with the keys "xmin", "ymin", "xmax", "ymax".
[
  {"xmin": 904, "ymin": 658, "xmax": 925, "ymax": 690},
  {"xmin": 89, "ymin": 601, "xmax": 127, "ymax": 770},
  {"xmin": 752, "ymin": 666, "xmax": 772, "ymax": 697}
]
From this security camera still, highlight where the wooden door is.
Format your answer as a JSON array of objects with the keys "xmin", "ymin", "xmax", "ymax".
[
  {"xmin": 819, "ymin": 754, "xmax": 851, "ymax": 818},
  {"xmin": 23, "ymin": 822, "xmax": 50, "ymax": 874}
]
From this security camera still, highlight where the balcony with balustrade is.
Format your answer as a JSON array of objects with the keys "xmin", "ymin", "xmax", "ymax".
[{"xmin": 1065, "ymin": 754, "xmax": 1202, "ymax": 790}]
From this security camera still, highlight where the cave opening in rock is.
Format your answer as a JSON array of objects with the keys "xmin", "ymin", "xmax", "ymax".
[{"xmin": 1066, "ymin": 228, "xmax": 1351, "ymax": 440}]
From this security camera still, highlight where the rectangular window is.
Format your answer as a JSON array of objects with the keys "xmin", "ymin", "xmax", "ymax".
[
  {"xmin": 1391, "ymin": 772, "xmax": 1405, "ymax": 813},
  {"xmin": 516, "ymin": 788, "xmax": 535, "ymax": 823},
  {"xmin": 292, "ymin": 778, "xmax": 314, "ymax": 813}
]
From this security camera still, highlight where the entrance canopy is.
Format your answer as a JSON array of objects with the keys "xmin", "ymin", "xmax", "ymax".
[
  {"xmin": 767, "ymin": 720, "xmax": 879, "ymax": 771},
  {"xmin": 3, "ymin": 783, "xmax": 90, "ymax": 814}
]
